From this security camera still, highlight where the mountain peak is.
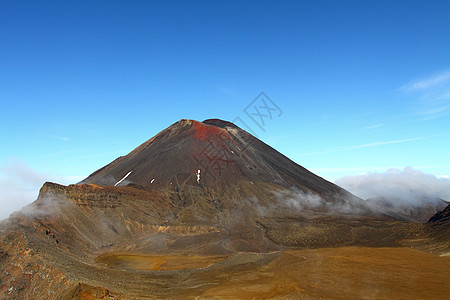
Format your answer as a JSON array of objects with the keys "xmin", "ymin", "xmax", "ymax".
[
  {"xmin": 80, "ymin": 118, "xmax": 356, "ymax": 207},
  {"xmin": 202, "ymin": 119, "xmax": 238, "ymax": 129}
]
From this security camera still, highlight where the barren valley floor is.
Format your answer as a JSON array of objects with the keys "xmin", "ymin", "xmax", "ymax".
[{"xmin": 73, "ymin": 246, "xmax": 450, "ymax": 299}]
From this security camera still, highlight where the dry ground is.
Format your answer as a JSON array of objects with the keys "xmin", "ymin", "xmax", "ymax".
[
  {"xmin": 77, "ymin": 246, "xmax": 450, "ymax": 299},
  {"xmin": 96, "ymin": 254, "xmax": 228, "ymax": 271},
  {"xmin": 196, "ymin": 247, "xmax": 450, "ymax": 299}
]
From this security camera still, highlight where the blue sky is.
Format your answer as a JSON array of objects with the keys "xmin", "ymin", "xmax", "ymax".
[{"xmin": 1, "ymin": 1, "xmax": 450, "ymax": 218}]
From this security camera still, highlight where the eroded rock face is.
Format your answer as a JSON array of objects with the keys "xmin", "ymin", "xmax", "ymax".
[
  {"xmin": 425, "ymin": 204, "xmax": 450, "ymax": 252},
  {"xmin": 1, "ymin": 119, "xmax": 448, "ymax": 299},
  {"xmin": 428, "ymin": 204, "xmax": 450, "ymax": 224}
]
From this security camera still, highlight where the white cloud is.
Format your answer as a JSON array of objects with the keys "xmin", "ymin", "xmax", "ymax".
[
  {"xmin": 363, "ymin": 123, "xmax": 385, "ymax": 130},
  {"xmin": 417, "ymin": 103, "xmax": 450, "ymax": 120},
  {"xmin": 48, "ymin": 135, "xmax": 70, "ymax": 142},
  {"xmin": 401, "ymin": 71, "xmax": 450, "ymax": 92},
  {"xmin": 335, "ymin": 167, "xmax": 450, "ymax": 205},
  {"xmin": 401, "ymin": 70, "xmax": 450, "ymax": 120},
  {"xmin": 0, "ymin": 158, "xmax": 84, "ymax": 220},
  {"xmin": 300, "ymin": 136, "xmax": 425, "ymax": 157}
]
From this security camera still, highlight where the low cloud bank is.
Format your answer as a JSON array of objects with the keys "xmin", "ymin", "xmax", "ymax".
[
  {"xmin": 0, "ymin": 158, "xmax": 84, "ymax": 220},
  {"xmin": 273, "ymin": 188, "xmax": 323, "ymax": 210},
  {"xmin": 272, "ymin": 187, "xmax": 367, "ymax": 215},
  {"xmin": 335, "ymin": 167, "xmax": 450, "ymax": 206}
]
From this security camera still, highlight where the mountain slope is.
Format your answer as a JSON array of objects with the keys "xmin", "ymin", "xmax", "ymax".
[
  {"xmin": 1, "ymin": 118, "xmax": 447, "ymax": 299},
  {"xmin": 425, "ymin": 204, "xmax": 450, "ymax": 254},
  {"xmin": 81, "ymin": 119, "xmax": 355, "ymax": 202},
  {"xmin": 365, "ymin": 196, "xmax": 448, "ymax": 223}
]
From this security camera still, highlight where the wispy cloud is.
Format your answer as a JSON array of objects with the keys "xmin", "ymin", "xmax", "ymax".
[
  {"xmin": 400, "ymin": 70, "xmax": 450, "ymax": 120},
  {"xmin": 418, "ymin": 104, "xmax": 450, "ymax": 120},
  {"xmin": 48, "ymin": 135, "xmax": 70, "ymax": 142},
  {"xmin": 0, "ymin": 158, "xmax": 85, "ymax": 220},
  {"xmin": 363, "ymin": 123, "xmax": 385, "ymax": 130},
  {"xmin": 401, "ymin": 71, "xmax": 450, "ymax": 92},
  {"xmin": 300, "ymin": 136, "xmax": 425, "ymax": 157}
]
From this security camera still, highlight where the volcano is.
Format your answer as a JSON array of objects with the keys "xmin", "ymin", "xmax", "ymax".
[
  {"xmin": 81, "ymin": 118, "xmax": 361, "ymax": 206},
  {"xmin": 81, "ymin": 119, "xmax": 349, "ymax": 193},
  {"xmin": 1, "ymin": 119, "xmax": 449, "ymax": 299}
]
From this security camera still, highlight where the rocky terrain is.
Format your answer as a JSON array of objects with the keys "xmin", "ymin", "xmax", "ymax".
[{"xmin": 0, "ymin": 119, "xmax": 449, "ymax": 299}]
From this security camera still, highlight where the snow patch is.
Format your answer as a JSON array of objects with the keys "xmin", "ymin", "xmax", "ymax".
[
  {"xmin": 197, "ymin": 169, "xmax": 201, "ymax": 184},
  {"xmin": 151, "ymin": 178, "xmax": 155, "ymax": 183},
  {"xmin": 114, "ymin": 171, "xmax": 132, "ymax": 186},
  {"xmin": 227, "ymin": 127, "xmax": 238, "ymax": 134}
]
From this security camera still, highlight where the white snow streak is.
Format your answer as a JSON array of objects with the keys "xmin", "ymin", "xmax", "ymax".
[
  {"xmin": 197, "ymin": 169, "xmax": 201, "ymax": 184},
  {"xmin": 114, "ymin": 171, "xmax": 132, "ymax": 186},
  {"xmin": 151, "ymin": 178, "xmax": 155, "ymax": 183}
]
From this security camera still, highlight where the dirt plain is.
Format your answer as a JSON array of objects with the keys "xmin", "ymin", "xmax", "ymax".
[{"xmin": 72, "ymin": 247, "xmax": 450, "ymax": 299}]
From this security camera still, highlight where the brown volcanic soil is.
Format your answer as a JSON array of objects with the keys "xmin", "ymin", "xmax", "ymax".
[
  {"xmin": 96, "ymin": 253, "xmax": 228, "ymax": 271},
  {"xmin": 197, "ymin": 247, "xmax": 450, "ymax": 300},
  {"xmin": 54, "ymin": 248, "xmax": 450, "ymax": 299},
  {"xmin": 1, "ymin": 182, "xmax": 448, "ymax": 299},
  {"xmin": 91, "ymin": 247, "xmax": 450, "ymax": 299},
  {"xmin": 59, "ymin": 247, "xmax": 442, "ymax": 299}
]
